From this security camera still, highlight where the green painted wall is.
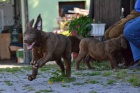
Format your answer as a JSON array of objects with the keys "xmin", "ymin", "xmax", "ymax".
[{"xmin": 28, "ymin": 0, "xmax": 90, "ymax": 32}]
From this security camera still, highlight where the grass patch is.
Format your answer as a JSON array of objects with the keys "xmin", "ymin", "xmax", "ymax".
[
  {"xmin": 107, "ymin": 79, "xmax": 116, "ymax": 85},
  {"xmin": 89, "ymin": 91, "xmax": 98, "ymax": 93},
  {"xmin": 35, "ymin": 89, "xmax": 53, "ymax": 93},
  {"xmin": 128, "ymin": 75, "xmax": 140, "ymax": 87},
  {"xmin": 48, "ymin": 70, "xmax": 75, "ymax": 84},
  {"xmin": 61, "ymin": 84, "xmax": 70, "ymax": 87},
  {"xmin": 0, "ymin": 67, "xmax": 21, "ymax": 73},
  {"xmin": 102, "ymin": 71, "xmax": 112, "ymax": 77},
  {"xmin": 115, "ymin": 70, "xmax": 127, "ymax": 80},
  {"xmin": 85, "ymin": 79, "xmax": 99, "ymax": 84},
  {"xmin": 4, "ymin": 80, "xmax": 13, "ymax": 86},
  {"xmin": 20, "ymin": 66, "xmax": 32, "ymax": 71},
  {"xmin": 73, "ymin": 82, "xmax": 85, "ymax": 85},
  {"xmin": 90, "ymin": 61, "xmax": 111, "ymax": 71}
]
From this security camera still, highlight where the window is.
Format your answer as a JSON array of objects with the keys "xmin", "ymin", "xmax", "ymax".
[{"xmin": 59, "ymin": 1, "xmax": 85, "ymax": 17}]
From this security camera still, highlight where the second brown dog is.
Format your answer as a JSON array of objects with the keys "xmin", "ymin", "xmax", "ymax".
[{"xmin": 75, "ymin": 34, "xmax": 127, "ymax": 70}]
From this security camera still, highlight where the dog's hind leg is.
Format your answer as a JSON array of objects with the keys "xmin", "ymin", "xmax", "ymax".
[
  {"xmin": 75, "ymin": 51, "xmax": 87, "ymax": 70},
  {"xmin": 55, "ymin": 59, "xmax": 65, "ymax": 76},
  {"xmin": 109, "ymin": 55, "xmax": 120, "ymax": 69},
  {"xmin": 84, "ymin": 56, "xmax": 95, "ymax": 70},
  {"xmin": 63, "ymin": 50, "xmax": 71, "ymax": 77}
]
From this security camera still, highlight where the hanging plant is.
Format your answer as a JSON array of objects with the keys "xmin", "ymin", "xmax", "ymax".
[{"xmin": 68, "ymin": 15, "xmax": 93, "ymax": 37}]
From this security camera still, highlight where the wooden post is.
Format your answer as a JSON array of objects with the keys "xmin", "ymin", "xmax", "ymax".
[
  {"xmin": 89, "ymin": 0, "xmax": 94, "ymax": 19},
  {"xmin": 21, "ymin": 0, "xmax": 31, "ymax": 64}
]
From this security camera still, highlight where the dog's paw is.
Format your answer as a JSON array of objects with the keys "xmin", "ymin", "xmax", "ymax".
[
  {"xmin": 30, "ymin": 60, "xmax": 38, "ymax": 66},
  {"xmin": 27, "ymin": 74, "xmax": 36, "ymax": 81}
]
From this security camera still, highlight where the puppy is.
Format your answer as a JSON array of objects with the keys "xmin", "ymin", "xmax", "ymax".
[
  {"xmin": 68, "ymin": 36, "xmax": 95, "ymax": 69},
  {"xmin": 24, "ymin": 16, "xmax": 71, "ymax": 81},
  {"xmin": 75, "ymin": 34, "xmax": 127, "ymax": 70}
]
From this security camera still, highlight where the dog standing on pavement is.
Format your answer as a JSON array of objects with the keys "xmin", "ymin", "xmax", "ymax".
[
  {"xmin": 23, "ymin": 15, "xmax": 71, "ymax": 81},
  {"xmin": 75, "ymin": 34, "xmax": 127, "ymax": 70}
]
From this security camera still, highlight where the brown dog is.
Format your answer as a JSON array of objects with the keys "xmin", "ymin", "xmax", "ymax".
[
  {"xmin": 24, "ymin": 17, "xmax": 71, "ymax": 81},
  {"xmin": 68, "ymin": 36, "xmax": 95, "ymax": 69},
  {"xmin": 75, "ymin": 34, "xmax": 127, "ymax": 70}
]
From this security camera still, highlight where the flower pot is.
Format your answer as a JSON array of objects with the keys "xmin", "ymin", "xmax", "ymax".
[{"xmin": 90, "ymin": 23, "xmax": 106, "ymax": 36}]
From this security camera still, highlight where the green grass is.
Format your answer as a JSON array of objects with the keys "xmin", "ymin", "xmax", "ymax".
[
  {"xmin": 61, "ymin": 84, "xmax": 70, "ymax": 87},
  {"xmin": 73, "ymin": 82, "xmax": 85, "ymax": 85},
  {"xmin": 0, "ymin": 67, "xmax": 21, "ymax": 73},
  {"xmin": 20, "ymin": 66, "xmax": 32, "ymax": 71},
  {"xmin": 107, "ymin": 79, "xmax": 116, "ymax": 85},
  {"xmin": 128, "ymin": 75, "xmax": 140, "ymax": 87},
  {"xmin": 48, "ymin": 70, "xmax": 75, "ymax": 84},
  {"xmin": 4, "ymin": 80, "xmax": 13, "ymax": 86},
  {"xmin": 115, "ymin": 70, "xmax": 128, "ymax": 81},
  {"xmin": 35, "ymin": 89, "xmax": 53, "ymax": 93},
  {"xmin": 85, "ymin": 79, "xmax": 99, "ymax": 84},
  {"xmin": 89, "ymin": 91, "xmax": 98, "ymax": 93},
  {"xmin": 102, "ymin": 71, "xmax": 112, "ymax": 77}
]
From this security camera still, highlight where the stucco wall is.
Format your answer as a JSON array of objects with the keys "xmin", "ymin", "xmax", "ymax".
[{"xmin": 28, "ymin": 0, "xmax": 90, "ymax": 32}]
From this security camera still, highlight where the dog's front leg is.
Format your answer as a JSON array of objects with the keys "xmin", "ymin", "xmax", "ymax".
[
  {"xmin": 31, "ymin": 48, "xmax": 43, "ymax": 66},
  {"xmin": 34, "ymin": 53, "xmax": 52, "ymax": 68},
  {"xmin": 27, "ymin": 67, "xmax": 38, "ymax": 81}
]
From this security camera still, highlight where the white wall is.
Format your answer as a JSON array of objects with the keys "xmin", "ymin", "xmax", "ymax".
[{"xmin": 28, "ymin": 0, "xmax": 90, "ymax": 32}]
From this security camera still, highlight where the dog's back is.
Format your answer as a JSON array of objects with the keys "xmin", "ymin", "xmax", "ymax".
[{"xmin": 79, "ymin": 35, "xmax": 127, "ymax": 60}]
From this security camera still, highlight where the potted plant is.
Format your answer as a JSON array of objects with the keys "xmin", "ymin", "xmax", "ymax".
[{"xmin": 68, "ymin": 15, "xmax": 93, "ymax": 37}]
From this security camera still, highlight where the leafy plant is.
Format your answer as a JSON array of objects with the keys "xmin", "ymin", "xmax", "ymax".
[
  {"xmin": 48, "ymin": 70, "xmax": 75, "ymax": 84},
  {"xmin": 128, "ymin": 75, "xmax": 140, "ymax": 87},
  {"xmin": 68, "ymin": 15, "xmax": 93, "ymax": 37},
  {"xmin": 107, "ymin": 79, "xmax": 116, "ymax": 85}
]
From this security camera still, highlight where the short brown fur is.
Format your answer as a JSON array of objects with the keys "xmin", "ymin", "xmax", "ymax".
[
  {"xmin": 76, "ymin": 34, "xmax": 127, "ymax": 70},
  {"xmin": 24, "ymin": 19, "xmax": 71, "ymax": 81}
]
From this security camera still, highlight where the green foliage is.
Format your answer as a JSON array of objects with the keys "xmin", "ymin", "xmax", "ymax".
[
  {"xmin": 0, "ymin": 67, "xmax": 21, "ymax": 73},
  {"xmin": 68, "ymin": 15, "xmax": 93, "ymax": 37},
  {"xmin": 48, "ymin": 70, "xmax": 75, "ymax": 84},
  {"xmin": 107, "ymin": 79, "xmax": 116, "ymax": 85},
  {"xmin": 102, "ymin": 72, "xmax": 112, "ymax": 77},
  {"xmin": 128, "ymin": 75, "xmax": 140, "ymax": 87},
  {"xmin": 85, "ymin": 79, "xmax": 99, "ymax": 84},
  {"xmin": 4, "ymin": 80, "xmax": 13, "ymax": 86},
  {"xmin": 35, "ymin": 89, "xmax": 53, "ymax": 93}
]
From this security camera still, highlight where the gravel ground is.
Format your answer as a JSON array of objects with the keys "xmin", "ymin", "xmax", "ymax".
[{"xmin": 0, "ymin": 62, "xmax": 140, "ymax": 93}]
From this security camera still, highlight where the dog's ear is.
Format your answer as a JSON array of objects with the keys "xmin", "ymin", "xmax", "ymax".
[
  {"xmin": 34, "ymin": 14, "xmax": 42, "ymax": 31},
  {"xmin": 26, "ymin": 19, "xmax": 34, "ymax": 28}
]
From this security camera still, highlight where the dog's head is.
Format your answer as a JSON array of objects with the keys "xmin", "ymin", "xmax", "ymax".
[
  {"xmin": 24, "ymin": 14, "xmax": 42, "ymax": 50},
  {"xmin": 119, "ymin": 34, "xmax": 127, "ymax": 49}
]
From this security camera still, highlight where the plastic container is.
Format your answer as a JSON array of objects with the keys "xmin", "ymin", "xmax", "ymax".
[
  {"xmin": 16, "ymin": 49, "xmax": 24, "ymax": 63},
  {"xmin": 90, "ymin": 23, "xmax": 106, "ymax": 36}
]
